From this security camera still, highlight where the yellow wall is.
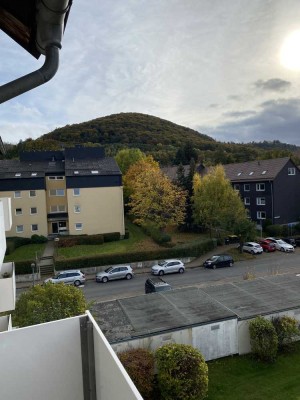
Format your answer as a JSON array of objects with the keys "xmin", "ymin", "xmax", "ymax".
[{"xmin": 67, "ymin": 186, "xmax": 125, "ymax": 236}]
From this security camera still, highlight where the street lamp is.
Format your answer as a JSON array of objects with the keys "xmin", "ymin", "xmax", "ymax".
[{"xmin": 31, "ymin": 262, "xmax": 35, "ymax": 287}]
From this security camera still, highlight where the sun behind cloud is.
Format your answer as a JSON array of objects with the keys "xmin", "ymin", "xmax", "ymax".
[{"xmin": 280, "ymin": 30, "xmax": 300, "ymax": 70}]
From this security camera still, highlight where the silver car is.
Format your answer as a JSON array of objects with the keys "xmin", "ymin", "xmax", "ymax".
[
  {"xmin": 96, "ymin": 265, "xmax": 133, "ymax": 283},
  {"xmin": 242, "ymin": 242, "xmax": 263, "ymax": 254},
  {"xmin": 151, "ymin": 259, "xmax": 185, "ymax": 276},
  {"xmin": 44, "ymin": 270, "xmax": 85, "ymax": 286}
]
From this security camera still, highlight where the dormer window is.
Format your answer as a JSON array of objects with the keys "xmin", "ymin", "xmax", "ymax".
[
  {"xmin": 91, "ymin": 170, "xmax": 99, "ymax": 174},
  {"xmin": 74, "ymin": 171, "xmax": 79, "ymax": 175},
  {"xmin": 15, "ymin": 173, "xmax": 21, "ymax": 177},
  {"xmin": 249, "ymin": 172, "xmax": 253, "ymax": 175},
  {"xmin": 261, "ymin": 171, "xmax": 266, "ymax": 175},
  {"xmin": 31, "ymin": 172, "xmax": 37, "ymax": 176},
  {"xmin": 237, "ymin": 172, "xmax": 242, "ymax": 176}
]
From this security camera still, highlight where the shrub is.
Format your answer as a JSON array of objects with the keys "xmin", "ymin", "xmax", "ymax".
[
  {"xmin": 103, "ymin": 232, "xmax": 120, "ymax": 242},
  {"xmin": 31, "ymin": 234, "xmax": 48, "ymax": 244},
  {"xmin": 155, "ymin": 343, "xmax": 208, "ymax": 400},
  {"xmin": 14, "ymin": 261, "xmax": 34, "ymax": 275},
  {"xmin": 124, "ymin": 229, "xmax": 130, "ymax": 239},
  {"xmin": 249, "ymin": 316, "xmax": 278, "ymax": 362},
  {"xmin": 141, "ymin": 222, "xmax": 171, "ymax": 245},
  {"xmin": 264, "ymin": 224, "xmax": 284, "ymax": 237},
  {"xmin": 118, "ymin": 348, "xmax": 155, "ymax": 400},
  {"xmin": 272, "ymin": 315, "xmax": 300, "ymax": 351},
  {"xmin": 58, "ymin": 235, "xmax": 104, "ymax": 247}
]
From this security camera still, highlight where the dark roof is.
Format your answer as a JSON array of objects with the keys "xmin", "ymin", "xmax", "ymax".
[
  {"xmin": 92, "ymin": 273, "xmax": 300, "ymax": 343},
  {"xmin": 222, "ymin": 157, "xmax": 291, "ymax": 182},
  {"xmin": 65, "ymin": 157, "xmax": 121, "ymax": 176}
]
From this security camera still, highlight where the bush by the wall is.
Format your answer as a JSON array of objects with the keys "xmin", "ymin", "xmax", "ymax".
[
  {"xmin": 6, "ymin": 237, "xmax": 32, "ymax": 255},
  {"xmin": 124, "ymin": 229, "xmax": 130, "ymax": 239},
  {"xmin": 31, "ymin": 234, "xmax": 48, "ymax": 244},
  {"xmin": 118, "ymin": 348, "xmax": 155, "ymax": 400},
  {"xmin": 249, "ymin": 316, "xmax": 278, "ymax": 362},
  {"xmin": 264, "ymin": 224, "xmax": 284, "ymax": 237},
  {"xmin": 103, "ymin": 232, "xmax": 120, "ymax": 242},
  {"xmin": 54, "ymin": 238, "xmax": 215, "ymax": 270},
  {"xmin": 272, "ymin": 315, "xmax": 300, "ymax": 351},
  {"xmin": 155, "ymin": 343, "xmax": 208, "ymax": 400},
  {"xmin": 14, "ymin": 261, "xmax": 34, "ymax": 275},
  {"xmin": 58, "ymin": 235, "xmax": 104, "ymax": 247},
  {"xmin": 141, "ymin": 222, "xmax": 171, "ymax": 245}
]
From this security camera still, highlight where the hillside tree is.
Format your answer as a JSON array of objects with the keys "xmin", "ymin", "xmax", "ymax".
[{"xmin": 115, "ymin": 148, "xmax": 146, "ymax": 174}]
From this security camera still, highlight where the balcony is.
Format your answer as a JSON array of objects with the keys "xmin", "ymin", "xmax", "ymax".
[{"xmin": 0, "ymin": 262, "xmax": 16, "ymax": 313}]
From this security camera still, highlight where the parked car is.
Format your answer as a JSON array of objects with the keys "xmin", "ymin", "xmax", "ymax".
[
  {"xmin": 242, "ymin": 242, "xmax": 263, "ymax": 254},
  {"xmin": 224, "ymin": 235, "xmax": 239, "ymax": 244},
  {"xmin": 151, "ymin": 259, "xmax": 185, "ymax": 276},
  {"xmin": 203, "ymin": 254, "xmax": 234, "ymax": 269},
  {"xmin": 96, "ymin": 265, "xmax": 133, "ymax": 283},
  {"xmin": 265, "ymin": 237, "xmax": 295, "ymax": 252},
  {"xmin": 259, "ymin": 239, "xmax": 276, "ymax": 252},
  {"xmin": 145, "ymin": 277, "xmax": 172, "ymax": 293},
  {"xmin": 44, "ymin": 270, "xmax": 85, "ymax": 286},
  {"xmin": 282, "ymin": 237, "xmax": 297, "ymax": 247}
]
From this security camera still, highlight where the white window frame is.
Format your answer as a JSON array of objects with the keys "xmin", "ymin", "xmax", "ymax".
[
  {"xmin": 74, "ymin": 205, "xmax": 81, "ymax": 213},
  {"xmin": 244, "ymin": 197, "xmax": 250, "ymax": 205},
  {"xmin": 288, "ymin": 168, "xmax": 296, "ymax": 175},
  {"xmin": 256, "ymin": 183, "xmax": 265, "ymax": 191},
  {"xmin": 73, "ymin": 188, "xmax": 80, "ymax": 196},
  {"xmin": 257, "ymin": 211, "xmax": 266, "ymax": 219},
  {"xmin": 29, "ymin": 190, "xmax": 36, "ymax": 197},
  {"xmin": 244, "ymin": 184, "xmax": 250, "ymax": 191},
  {"xmin": 75, "ymin": 223, "xmax": 83, "ymax": 231},
  {"xmin": 14, "ymin": 191, "xmax": 21, "ymax": 198},
  {"xmin": 15, "ymin": 208, "xmax": 22, "ymax": 216},
  {"xmin": 30, "ymin": 207, "xmax": 37, "ymax": 215},
  {"xmin": 31, "ymin": 224, "xmax": 38, "ymax": 232},
  {"xmin": 50, "ymin": 205, "xmax": 66, "ymax": 213},
  {"xmin": 49, "ymin": 189, "xmax": 65, "ymax": 197},
  {"xmin": 16, "ymin": 225, "xmax": 24, "ymax": 233},
  {"xmin": 48, "ymin": 176, "xmax": 64, "ymax": 180},
  {"xmin": 256, "ymin": 197, "xmax": 265, "ymax": 205}
]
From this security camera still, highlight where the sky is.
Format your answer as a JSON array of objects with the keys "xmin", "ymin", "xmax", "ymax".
[{"xmin": 1, "ymin": 0, "xmax": 300, "ymax": 146}]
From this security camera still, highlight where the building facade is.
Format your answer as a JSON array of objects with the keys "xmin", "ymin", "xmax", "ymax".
[
  {"xmin": 222, "ymin": 157, "xmax": 300, "ymax": 225},
  {"xmin": 0, "ymin": 147, "xmax": 125, "ymax": 238}
]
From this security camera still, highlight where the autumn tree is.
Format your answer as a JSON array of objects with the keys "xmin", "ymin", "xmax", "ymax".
[
  {"xmin": 192, "ymin": 165, "xmax": 253, "ymax": 237},
  {"xmin": 13, "ymin": 283, "xmax": 88, "ymax": 327},
  {"xmin": 127, "ymin": 167, "xmax": 187, "ymax": 230},
  {"xmin": 115, "ymin": 148, "xmax": 146, "ymax": 174}
]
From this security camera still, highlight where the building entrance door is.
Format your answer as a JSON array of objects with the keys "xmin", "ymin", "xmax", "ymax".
[{"xmin": 52, "ymin": 222, "xmax": 59, "ymax": 234}]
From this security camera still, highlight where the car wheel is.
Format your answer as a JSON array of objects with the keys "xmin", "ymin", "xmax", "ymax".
[
  {"xmin": 229, "ymin": 262, "xmax": 233, "ymax": 267},
  {"xmin": 126, "ymin": 273, "xmax": 132, "ymax": 280},
  {"xmin": 251, "ymin": 250, "xmax": 255, "ymax": 254},
  {"xmin": 213, "ymin": 265, "xmax": 217, "ymax": 270},
  {"xmin": 178, "ymin": 268, "xmax": 184, "ymax": 274},
  {"xmin": 280, "ymin": 247, "xmax": 284, "ymax": 252},
  {"xmin": 158, "ymin": 270, "xmax": 164, "ymax": 276},
  {"xmin": 102, "ymin": 277, "xmax": 108, "ymax": 283},
  {"xmin": 74, "ymin": 280, "xmax": 81, "ymax": 287}
]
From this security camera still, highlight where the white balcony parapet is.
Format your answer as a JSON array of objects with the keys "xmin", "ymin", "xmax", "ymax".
[
  {"xmin": 0, "ymin": 262, "xmax": 16, "ymax": 313},
  {"xmin": 0, "ymin": 197, "xmax": 12, "ymax": 232}
]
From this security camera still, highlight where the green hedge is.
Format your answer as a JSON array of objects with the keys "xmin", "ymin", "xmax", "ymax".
[
  {"xmin": 14, "ymin": 261, "xmax": 34, "ymax": 275},
  {"xmin": 58, "ymin": 235, "xmax": 104, "ymax": 247},
  {"xmin": 141, "ymin": 222, "xmax": 171, "ymax": 245},
  {"xmin": 6, "ymin": 237, "xmax": 32, "ymax": 255},
  {"xmin": 54, "ymin": 239, "xmax": 215, "ymax": 270},
  {"xmin": 103, "ymin": 232, "xmax": 120, "ymax": 242}
]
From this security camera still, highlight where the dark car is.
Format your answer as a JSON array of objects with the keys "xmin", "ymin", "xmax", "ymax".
[
  {"xmin": 282, "ymin": 238, "xmax": 297, "ymax": 247},
  {"xmin": 203, "ymin": 254, "xmax": 234, "ymax": 269},
  {"xmin": 259, "ymin": 239, "xmax": 276, "ymax": 252},
  {"xmin": 225, "ymin": 235, "xmax": 239, "ymax": 244},
  {"xmin": 145, "ymin": 277, "xmax": 172, "ymax": 293}
]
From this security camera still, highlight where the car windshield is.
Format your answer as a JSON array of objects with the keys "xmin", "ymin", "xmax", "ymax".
[
  {"xmin": 210, "ymin": 256, "xmax": 219, "ymax": 262},
  {"xmin": 277, "ymin": 240, "xmax": 286, "ymax": 244},
  {"xmin": 104, "ymin": 267, "xmax": 113, "ymax": 273},
  {"xmin": 158, "ymin": 261, "xmax": 166, "ymax": 266},
  {"xmin": 53, "ymin": 274, "xmax": 61, "ymax": 279}
]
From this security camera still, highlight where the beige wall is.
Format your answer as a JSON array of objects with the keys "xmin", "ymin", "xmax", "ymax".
[
  {"xmin": 67, "ymin": 186, "xmax": 125, "ymax": 236},
  {"xmin": 2, "ymin": 190, "xmax": 48, "ymax": 238},
  {"xmin": 45, "ymin": 176, "xmax": 68, "ymax": 212}
]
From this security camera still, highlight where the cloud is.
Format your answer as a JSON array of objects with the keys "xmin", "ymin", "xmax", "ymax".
[{"xmin": 254, "ymin": 78, "xmax": 291, "ymax": 92}]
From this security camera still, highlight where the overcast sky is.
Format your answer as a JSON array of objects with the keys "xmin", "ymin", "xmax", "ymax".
[{"xmin": 1, "ymin": 0, "xmax": 300, "ymax": 145}]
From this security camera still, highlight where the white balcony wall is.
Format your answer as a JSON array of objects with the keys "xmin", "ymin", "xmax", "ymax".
[
  {"xmin": 0, "ymin": 313, "xmax": 142, "ymax": 400},
  {"xmin": 0, "ymin": 201, "xmax": 6, "ymax": 264},
  {"xmin": 0, "ymin": 197, "xmax": 12, "ymax": 231},
  {"xmin": 0, "ymin": 315, "xmax": 10, "ymax": 332},
  {"xmin": 0, "ymin": 262, "xmax": 16, "ymax": 313},
  {"xmin": 88, "ymin": 311, "xmax": 143, "ymax": 400}
]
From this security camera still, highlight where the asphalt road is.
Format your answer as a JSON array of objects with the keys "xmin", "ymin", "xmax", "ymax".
[{"xmin": 81, "ymin": 249, "xmax": 300, "ymax": 302}]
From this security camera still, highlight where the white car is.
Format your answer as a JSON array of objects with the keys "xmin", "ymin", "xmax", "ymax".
[
  {"xmin": 265, "ymin": 237, "xmax": 295, "ymax": 252},
  {"xmin": 242, "ymin": 242, "xmax": 263, "ymax": 254},
  {"xmin": 44, "ymin": 270, "xmax": 86, "ymax": 286},
  {"xmin": 151, "ymin": 259, "xmax": 185, "ymax": 276},
  {"xmin": 96, "ymin": 265, "xmax": 134, "ymax": 283}
]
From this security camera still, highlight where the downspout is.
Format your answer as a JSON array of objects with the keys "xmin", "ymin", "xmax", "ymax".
[
  {"xmin": 0, "ymin": 0, "xmax": 71, "ymax": 104},
  {"xmin": 270, "ymin": 180, "xmax": 274, "ymax": 224}
]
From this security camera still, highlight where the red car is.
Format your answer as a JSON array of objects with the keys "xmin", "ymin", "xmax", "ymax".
[{"xmin": 259, "ymin": 239, "xmax": 276, "ymax": 252}]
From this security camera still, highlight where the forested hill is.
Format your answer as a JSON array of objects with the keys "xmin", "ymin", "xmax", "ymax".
[{"xmin": 5, "ymin": 112, "xmax": 300, "ymax": 165}]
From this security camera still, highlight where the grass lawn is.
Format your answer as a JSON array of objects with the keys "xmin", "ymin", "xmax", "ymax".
[
  {"xmin": 4, "ymin": 243, "xmax": 46, "ymax": 262},
  {"xmin": 207, "ymin": 343, "xmax": 300, "ymax": 400}
]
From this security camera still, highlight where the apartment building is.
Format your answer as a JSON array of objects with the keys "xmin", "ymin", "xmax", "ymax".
[{"xmin": 0, "ymin": 146, "xmax": 125, "ymax": 238}]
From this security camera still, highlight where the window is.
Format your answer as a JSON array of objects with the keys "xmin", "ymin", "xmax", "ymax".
[
  {"xmin": 16, "ymin": 225, "xmax": 23, "ymax": 233},
  {"xmin": 49, "ymin": 189, "xmax": 65, "ymax": 196},
  {"xmin": 244, "ymin": 184, "xmax": 250, "ymax": 191},
  {"xmin": 48, "ymin": 176, "xmax": 64, "ymax": 180},
  {"xmin": 14, "ymin": 191, "xmax": 21, "ymax": 198},
  {"xmin": 244, "ymin": 197, "xmax": 250, "ymax": 205},
  {"xmin": 261, "ymin": 170, "xmax": 267, "ymax": 175},
  {"xmin": 31, "ymin": 172, "xmax": 37, "ymax": 176},
  {"xmin": 75, "ymin": 223, "xmax": 82, "ymax": 231},
  {"xmin": 30, "ymin": 207, "xmax": 37, "ymax": 214},
  {"xmin": 249, "ymin": 171, "xmax": 253, "ymax": 175},
  {"xmin": 256, "ymin": 197, "xmax": 265, "ymax": 205},
  {"xmin": 91, "ymin": 170, "xmax": 99, "ymax": 174},
  {"xmin": 257, "ymin": 211, "xmax": 266, "ymax": 219},
  {"xmin": 256, "ymin": 183, "xmax": 265, "ymax": 191},
  {"xmin": 50, "ymin": 205, "xmax": 66, "ymax": 213},
  {"xmin": 31, "ymin": 224, "xmax": 38, "ymax": 232},
  {"xmin": 73, "ymin": 188, "xmax": 80, "ymax": 196},
  {"xmin": 29, "ymin": 190, "xmax": 36, "ymax": 197},
  {"xmin": 233, "ymin": 184, "xmax": 240, "ymax": 190},
  {"xmin": 288, "ymin": 168, "xmax": 296, "ymax": 175},
  {"xmin": 74, "ymin": 205, "xmax": 81, "ymax": 213},
  {"xmin": 15, "ymin": 173, "xmax": 21, "ymax": 177},
  {"xmin": 74, "ymin": 171, "xmax": 79, "ymax": 175},
  {"xmin": 237, "ymin": 172, "xmax": 242, "ymax": 176},
  {"xmin": 15, "ymin": 208, "xmax": 22, "ymax": 215}
]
